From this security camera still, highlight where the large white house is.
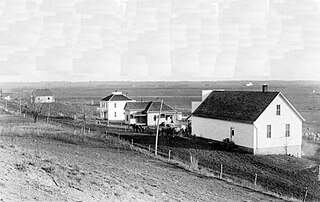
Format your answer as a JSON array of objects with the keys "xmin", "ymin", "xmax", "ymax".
[
  {"xmin": 191, "ymin": 88, "xmax": 304, "ymax": 157},
  {"xmin": 31, "ymin": 89, "xmax": 54, "ymax": 103},
  {"xmin": 97, "ymin": 91, "xmax": 135, "ymax": 121},
  {"xmin": 124, "ymin": 101, "xmax": 177, "ymax": 126}
]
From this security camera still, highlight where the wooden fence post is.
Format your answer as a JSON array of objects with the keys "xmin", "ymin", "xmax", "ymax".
[
  {"xmin": 220, "ymin": 164, "xmax": 223, "ymax": 179},
  {"xmin": 168, "ymin": 150, "xmax": 171, "ymax": 160},
  {"xmin": 318, "ymin": 165, "xmax": 320, "ymax": 181},
  {"xmin": 148, "ymin": 145, "xmax": 151, "ymax": 152},
  {"xmin": 303, "ymin": 187, "xmax": 308, "ymax": 202},
  {"xmin": 131, "ymin": 139, "xmax": 133, "ymax": 145},
  {"xmin": 254, "ymin": 173, "xmax": 258, "ymax": 189}
]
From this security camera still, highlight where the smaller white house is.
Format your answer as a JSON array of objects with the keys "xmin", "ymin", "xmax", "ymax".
[
  {"xmin": 0, "ymin": 90, "xmax": 13, "ymax": 101},
  {"xmin": 97, "ymin": 91, "xmax": 135, "ymax": 121},
  {"xmin": 192, "ymin": 86, "xmax": 304, "ymax": 157},
  {"xmin": 124, "ymin": 101, "xmax": 177, "ymax": 126},
  {"xmin": 31, "ymin": 89, "xmax": 54, "ymax": 103}
]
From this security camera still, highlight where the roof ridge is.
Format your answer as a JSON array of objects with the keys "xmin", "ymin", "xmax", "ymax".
[
  {"xmin": 109, "ymin": 94, "xmax": 115, "ymax": 101},
  {"xmin": 145, "ymin": 101, "xmax": 153, "ymax": 112}
]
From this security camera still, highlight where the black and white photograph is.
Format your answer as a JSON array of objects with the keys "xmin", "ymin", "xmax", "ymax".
[{"xmin": 0, "ymin": 0, "xmax": 320, "ymax": 201}]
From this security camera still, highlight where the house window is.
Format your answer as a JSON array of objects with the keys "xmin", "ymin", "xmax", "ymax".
[
  {"xmin": 48, "ymin": 97, "xmax": 50, "ymax": 100},
  {"xmin": 114, "ymin": 103, "xmax": 116, "ymax": 108},
  {"xmin": 267, "ymin": 125, "xmax": 271, "ymax": 138},
  {"xmin": 126, "ymin": 115, "xmax": 129, "ymax": 121},
  {"xmin": 276, "ymin": 105, "xmax": 281, "ymax": 115},
  {"xmin": 230, "ymin": 127, "xmax": 235, "ymax": 142},
  {"xmin": 154, "ymin": 115, "xmax": 157, "ymax": 121},
  {"xmin": 114, "ymin": 112, "xmax": 117, "ymax": 117},
  {"xmin": 285, "ymin": 124, "xmax": 290, "ymax": 137}
]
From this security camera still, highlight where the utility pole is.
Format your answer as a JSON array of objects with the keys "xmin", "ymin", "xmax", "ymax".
[
  {"xmin": 155, "ymin": 100, "xmax": 163, "ymax": 156},
  {"xmin": 19, "ymin": 99, "xmax": 22, "ymax": 115},
  {"xmin": 47, "ymin": 104, "xmax": 50, "ymax": 122}
]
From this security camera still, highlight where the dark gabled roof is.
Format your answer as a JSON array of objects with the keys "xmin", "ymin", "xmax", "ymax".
[
  {"xmin": 147, "ymin": 101, "xmax": 175, "ymax": 112},
  {"xmin": 101, "ymin": 93, "xmax": 133, "ymax": 101},
  {"xmin": 101, "ymin": 94, "xmax": 113, "ymax": 101},
  {"xmin": 33, "ymin": 89, "xmax": 53, "ymax": 97},
  {"xmin": 192, "ymin": 91, "xmax": 279, "ymax": 123},
  {"xmin": 125, "ymin": 101, "xmax": 176, "ymax": 113},
  {"xmin": 124, "ymin": 102, "xmax": 150, "ymax": 111},
  {"xmin": 1, "ymin": 93, "xmax": 12, "ymax": 97}
]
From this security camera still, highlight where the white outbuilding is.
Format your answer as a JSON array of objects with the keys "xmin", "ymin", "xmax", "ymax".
[
  {"xmin": 31, "ymin": 89, "xmax": 54, "ymax": 103},
  {"xmin": 192, "ymin": 87, "xmax": 304, "ymax": 157}
]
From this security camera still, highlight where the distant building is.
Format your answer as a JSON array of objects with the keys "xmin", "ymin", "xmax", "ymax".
[
  {"xmin": 31, "ymin": 89, "xmax": 54, "ymax": 103},
  {"xmin": 97, "ymin": 91, "xmax": 135, "ymax": 121},
  {"xmin": 2, "ymin": 93, "xmax": 12, "ymax": 101},
  {"xmin": 191, "ymin": 86, "xmax": 304, "ymax": 157},
  {"xmin": 0, "ymin": 89, "xmax": 12, "ymax": 100},
  {"xmin": 124, "ymin": 101, "xmax": 177, "ymax": 126}
]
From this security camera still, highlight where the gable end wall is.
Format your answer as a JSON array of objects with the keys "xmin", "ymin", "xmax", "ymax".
[{"xmin": 253, "ymin": 94, "xmax": 302, "ymax": 157}]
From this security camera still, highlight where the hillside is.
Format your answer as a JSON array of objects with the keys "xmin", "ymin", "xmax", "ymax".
[{"xmin": 0, "ymin": 112, "xmax": 284, "ymax": 202}]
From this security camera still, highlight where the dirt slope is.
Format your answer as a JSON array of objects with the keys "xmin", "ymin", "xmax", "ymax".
[{"xmin": 0, "ymin": 115, "xmax": 284, "ymax": 201}]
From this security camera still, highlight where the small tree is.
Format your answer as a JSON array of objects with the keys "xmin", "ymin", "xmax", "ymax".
[
  {"xmin": 68, "ymin": 101, "xmax": 95, "ymax": 134},
  {"xmin": 79, "ymin": 102, "xmax": 95, "ymax": 134},
  {"xmin": 24, "ymin": 102, "xmax": 45, "ymax": 123}
]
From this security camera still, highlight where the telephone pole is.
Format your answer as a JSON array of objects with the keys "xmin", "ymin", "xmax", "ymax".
[
  {"xmin": 19, "ymin": 99, "xmax": 22, "ymax": 115},
  {"xmin": 155, "ymin": 100, "xmax": 163, "ymax": 156}
]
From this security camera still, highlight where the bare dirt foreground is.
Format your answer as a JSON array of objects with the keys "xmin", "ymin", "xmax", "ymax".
[{"xmin": 0, "ymin": 114, "xmax": 283, "ymax": 202}]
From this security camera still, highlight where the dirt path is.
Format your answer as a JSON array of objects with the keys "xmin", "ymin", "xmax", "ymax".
[{"xmin": 0, "ymin": 116, "xmax": 284, "ymax": 201}]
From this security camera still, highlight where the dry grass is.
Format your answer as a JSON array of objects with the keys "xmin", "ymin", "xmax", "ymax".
[{"xmin": 0, "ymin": 115, "xmax": 300, "ymax": 201}]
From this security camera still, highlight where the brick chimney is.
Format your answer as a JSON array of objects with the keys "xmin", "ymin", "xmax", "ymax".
[{"xmin": 262, "ymin": 84, "xmax": 268, "ymax": 92}]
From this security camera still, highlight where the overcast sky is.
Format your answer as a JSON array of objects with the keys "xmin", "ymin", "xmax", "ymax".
[{"xmin": 0, "ymin": 0, "xmax": 320, "ymax": 82}]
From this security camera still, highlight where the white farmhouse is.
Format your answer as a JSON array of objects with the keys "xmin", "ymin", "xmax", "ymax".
[
  {"xmin": 192, "ymin": 87, "xmax": 304, "ymax": 157},
  {"xmin": 124, "ymin": 101, "xmax": 176, "ymax": 126},
  {"xmin": 97, "ymin": 91, "xmax": 135, "ymax": 121},
  {"xmin": 31, "ymin": 89, "xmax": 54, "ymax": 103}
]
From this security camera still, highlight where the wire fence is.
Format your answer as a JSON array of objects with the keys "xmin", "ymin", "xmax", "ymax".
[{"xmin": 0, "ymin": 98, "xmax": 315, "ymax": 201}]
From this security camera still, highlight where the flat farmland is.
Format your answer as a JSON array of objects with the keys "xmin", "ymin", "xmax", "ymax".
[
  {"xmin": 4, "ymin": 80, "xmax": 320, "ymax": 129},
  {"xmin": 53, "ymin": 81, "xmax": 320, "ymax": 127}
]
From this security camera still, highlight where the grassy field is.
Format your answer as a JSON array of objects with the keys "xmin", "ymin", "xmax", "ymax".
[{"xmin": 113, "ymin": 134, "xmax": 320, "ymax": 201}]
